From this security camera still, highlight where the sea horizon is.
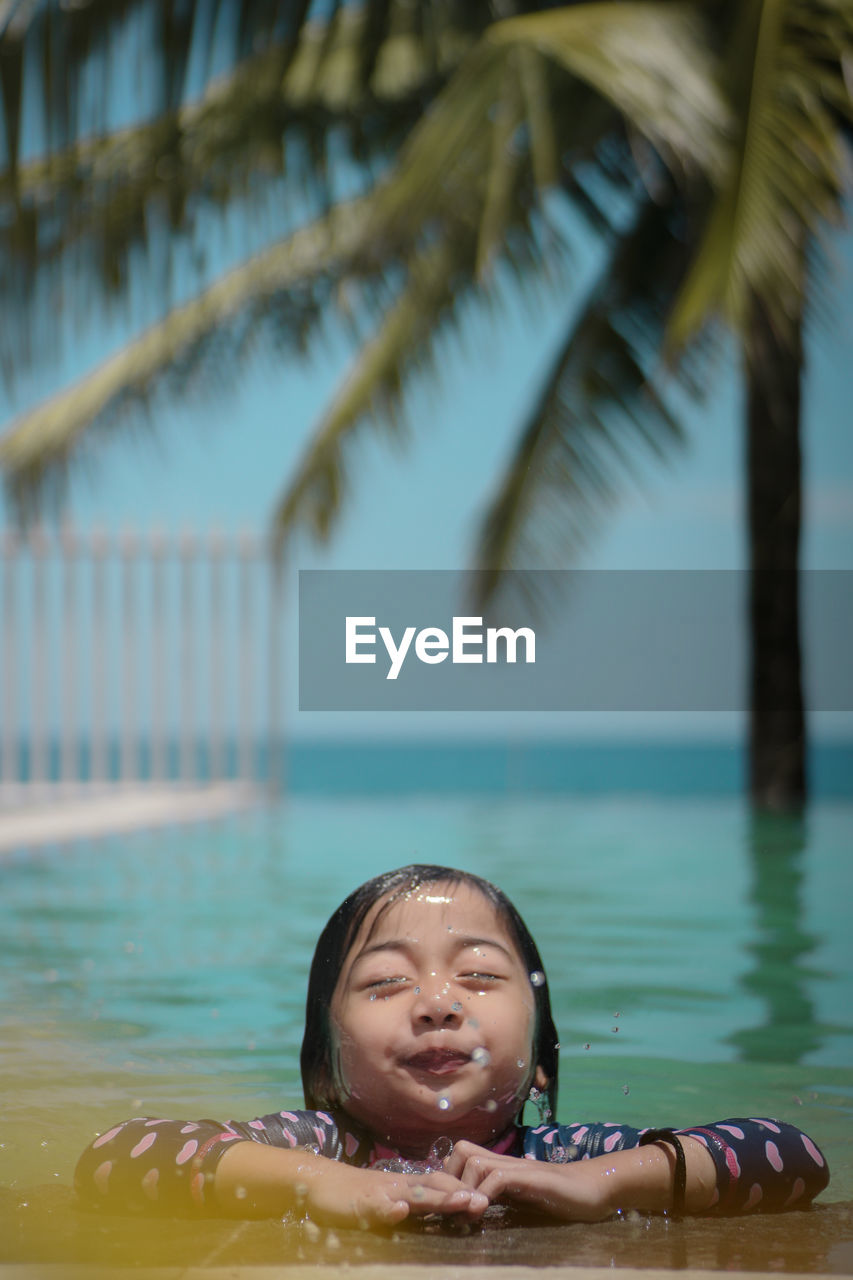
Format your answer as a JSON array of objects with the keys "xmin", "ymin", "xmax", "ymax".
[{"xmin": 2, "ymin": 736, "xmax": 851, "ymax": 799}]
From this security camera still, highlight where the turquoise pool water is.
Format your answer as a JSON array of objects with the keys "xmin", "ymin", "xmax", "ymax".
[{"xmin": 1, "ymin": 793, "xmax": 851, "ymax": 1205}]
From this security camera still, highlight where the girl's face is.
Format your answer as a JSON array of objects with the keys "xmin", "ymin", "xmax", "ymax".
[{"xmin": 329, "ymin": 880, "xmax": 544, "ymax": 1155}]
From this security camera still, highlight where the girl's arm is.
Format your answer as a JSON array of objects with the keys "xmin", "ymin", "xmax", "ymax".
[
  {"xmin": 446, "ymin": 1134, "xmax": 715, "ymax": 1220},
  {"xmin": 446, "ymin": 1117, "xmax": 830, "ymax": 1219},
  {"xmin": 74, "ymin": 1113, "xmax": 487, "ymax": 1224},
  {"xmin": 214, "ymin": 1137, "xmax": 488, "ymax": 1224}
]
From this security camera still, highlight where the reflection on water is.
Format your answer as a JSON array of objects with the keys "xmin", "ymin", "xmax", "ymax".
[
  {"xmin": 730, "ymin": 812, "xmax": 822, "ymax": 1064},
  {"xmin": 1, "ymin": 1182, "xmax": 851, "ymax": 1273}
]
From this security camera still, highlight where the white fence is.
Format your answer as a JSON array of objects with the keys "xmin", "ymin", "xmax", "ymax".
[{"xmin": 0, "ymin": 527, "xmax": 284, "ymax": 788}]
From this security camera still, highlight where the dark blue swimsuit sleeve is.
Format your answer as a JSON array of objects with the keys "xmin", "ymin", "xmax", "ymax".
[
  {"xmin": 520, "ymin": 1117, "xmax": 829, "ymax": 1213},
  {"xmin": 74, "ymin": 1109, "xmax": 343, "ymax": 1214}
]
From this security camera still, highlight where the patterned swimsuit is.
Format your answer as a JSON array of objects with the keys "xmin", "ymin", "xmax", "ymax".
[{"xmin": 74, "ymin": 1108, "xmax": 829, "ymax": 1216}]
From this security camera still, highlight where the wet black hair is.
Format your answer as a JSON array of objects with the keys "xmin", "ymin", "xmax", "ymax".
[{"xmin": 300, "ymin": 864, "xmax": 560, "ymax": 1123}]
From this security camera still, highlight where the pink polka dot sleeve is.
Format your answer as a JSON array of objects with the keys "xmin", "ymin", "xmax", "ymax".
[
  {"xmin": 522, "ymin": 1116, "xmax": 829, "ymax": 1214},
  {"xmin": 74, "ymin": 1110, "xmax": 344, "ymax": 1214},
  {"xmin": 676, "ymin": 1118, "xmax": 830, "ymax": 1213}
]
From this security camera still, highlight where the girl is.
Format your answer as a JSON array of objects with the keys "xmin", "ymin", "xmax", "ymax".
[{"xmin": 75, "ymin": 865, "xmax": 829, "ymax": 1224}]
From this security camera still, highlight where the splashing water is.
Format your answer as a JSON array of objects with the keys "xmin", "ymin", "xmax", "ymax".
[
  {"xmin": 546, "ymin": 1145, "xmax": 569, "ymax": 1164},
  {"xmin": 527, "ymin": 1085, "xmax": 552, "ymax": 1125},
  {"xmin": 371, "ymin": 1136, "xmax": 453, "ymax": 1175}
]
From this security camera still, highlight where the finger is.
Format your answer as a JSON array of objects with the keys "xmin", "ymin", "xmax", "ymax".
[
  {"xmin": 374, "ymin": 1198, "xmax": 411, "ymax": 1225},
  {"xmin": 457, "ymin": 1156, "xmax": 491, "ymax": 1190},
  {"xmin": 443, "ymin": 1140, "xmax": 490, "ymax": 1178},
  {"xmin": 476, "ymin": 1167, "xmax": 532, "ymax": 1204},
  {"xmin": 453, "ymin": 1152, "xmax": 523, "ymax": 1190},
  {"xmin": 405, "ymin": 1184, "xmax": 489, "ymax": 1218},
  {"xmin": 354, "ymin": 1196, "xmax": 409, "ymax": 1226},
  {"xmin": 406, "ymin": 1170, "xmax": 470, "ymax": 1193},
  {"xmin": 476, "ymin": 1167, "xmax": 574, "ymax": 1217}
]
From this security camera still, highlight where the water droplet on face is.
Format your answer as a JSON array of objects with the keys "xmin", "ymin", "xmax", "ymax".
[
  {"xmin": 516, "ymin": 1058, "xmax": 526, "ymax": 1069},
  {"xmin": 485, "ymin": 1099, "xmax": 498, "ymax": 1113},
  {"xmin": 529, "ymin": 970, "xmax": 545, "ymax": 987},
  {"xmin": 414, "ymin": 987, "xmax": 421, "ymax": 995},
  {"xmin": 471, "ymin": 1047, "xmax": 491, "ymax": 1067},
  {"xmin": 622, "ymin": 1084, "xmax": 630, "ymax": 1095},
  {"xmin": 438, "ymin": 1096, "xmax": 451, "ymax": 1111},
  {"xmin": 369, "ymin": 993, "xmax": 377, "ymax": 1002},
  {"xmin": 450, "ymin": 1001, "xmax": 462, "ymax": 1013}
]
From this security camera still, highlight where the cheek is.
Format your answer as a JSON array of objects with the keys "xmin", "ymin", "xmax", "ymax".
[{"xmin": 331, "ymin": 1006, "xmax": 382, "ymax": 1075}]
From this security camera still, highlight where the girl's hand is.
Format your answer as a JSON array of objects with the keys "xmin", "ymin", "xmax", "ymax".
[
  {"xmin": 302, "ymin": 1160, "xmax": 490, "ymax": 1227},
  {"xmin": 445, "ymin": 1135, "xmax": 717, "ymax": 1220},
  {"xmin": 214, "ymin": 1140, "xmax": 489, "ymax": 1225},
  {"xmin": 445, "ymin": 1141, "xmax": 613, "ymax": 1221}
]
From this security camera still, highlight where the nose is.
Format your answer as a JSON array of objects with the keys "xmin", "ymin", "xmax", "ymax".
[{"xmin": 412, "ymin": 982, "xmax": 464, "ymax": 1028}]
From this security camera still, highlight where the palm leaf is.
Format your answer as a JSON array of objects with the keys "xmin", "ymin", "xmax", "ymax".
[
  {"xmin": 470, "ymin": 188, "xmax": 702, "ymax": 614},
  {"xmin": 270, "ymin": 202, "xmax": 564, "ymax": 553},
  {"xmin": 0, "ymin": 3, "xmax": 478, "ymax": 269},
  {"xmin": 488, "ymin": 2, "xmax": 730, "ymax": 180},
  {"xmin": 0, "ymin": 1, "xmax": 497, "ymax": 382},
  {"xmin": 0, "ymin": 193, "xmax": 377, "ymax": 514},
  {"xmin": 271, "ymin": 235, "xmax": 468, "ymax": 548},
  {"xmin": 668, "ymin": 0, "xmax": 852, "ymax": 347},
  {"xmin": 367, "ymin": 1, "xmax": 729, "ymax": 273}
]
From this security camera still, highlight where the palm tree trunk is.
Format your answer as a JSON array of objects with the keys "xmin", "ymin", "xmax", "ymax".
[{"xmin": 744, "ymin": 292, "xmax": 806, "ymax": 811}]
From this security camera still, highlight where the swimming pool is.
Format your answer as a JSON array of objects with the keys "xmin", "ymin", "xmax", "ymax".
[{"xmin": 1, "ymin": 792, "xmax": 851, "ymax": 1263}]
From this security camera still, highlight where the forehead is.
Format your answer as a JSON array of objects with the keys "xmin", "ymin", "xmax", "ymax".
[{"xmin": 352, "ymin": 880, "xmax": 518, "ymax": 954}]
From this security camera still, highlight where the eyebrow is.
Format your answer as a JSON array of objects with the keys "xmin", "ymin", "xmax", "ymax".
[{"xmin": 351, "ymin": 935, "xmax": 516, "ymax": 964}]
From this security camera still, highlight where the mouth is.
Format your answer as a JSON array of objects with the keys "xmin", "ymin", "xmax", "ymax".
[{"xmin": 404, "ymin": 1049, "xmax": 472, "ymax": 1077}]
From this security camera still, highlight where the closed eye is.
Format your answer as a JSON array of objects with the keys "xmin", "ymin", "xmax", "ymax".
[
  {"xmin": 460, "ymin": 972, "xmax": 502, "ymax": 983},
  {"xmin": 366, "ymin": 976, "xmax": 409, "ymax": 989}
]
